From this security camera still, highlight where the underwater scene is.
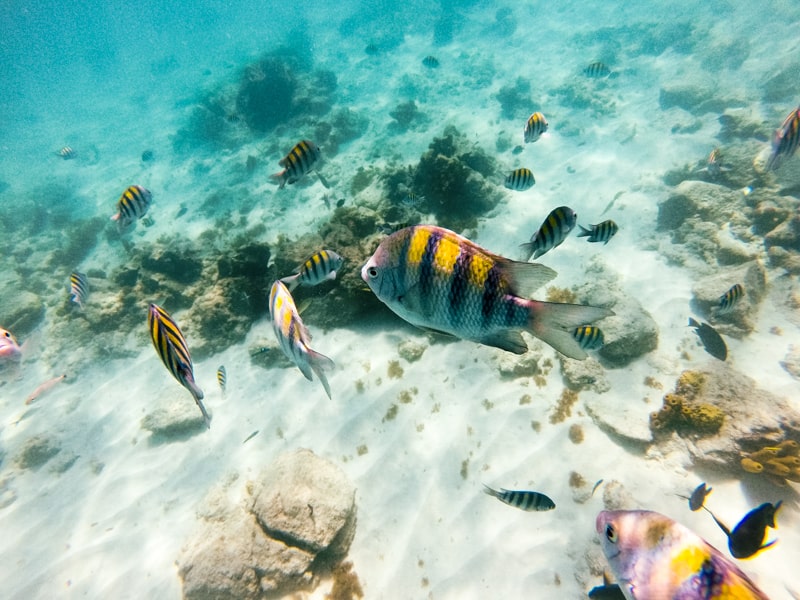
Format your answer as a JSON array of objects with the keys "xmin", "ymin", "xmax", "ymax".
[{"xmin": 1, "ymin": 1, "xmax": 800, "ymax": 598}]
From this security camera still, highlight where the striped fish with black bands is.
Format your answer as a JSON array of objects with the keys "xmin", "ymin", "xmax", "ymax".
[
  {"xmin": 504, "ymin": 167, "xmax": 535, "ymax": 191},
  {"xmin": 483, "ymin": 485, "xmax": 556, "ymax": 512},
  {"xmin": 718, "ymin": 283, "xmax": 744, "ymax": 313},
  {"xmin": 362, "ymin": 225, "xmax": 613, "ymax": 359},
  {"xmin": 111, "ymin": 185, "xmax": 152, "ymax": 228},
  {"xmin": 521, "ymin": 206, "xmax": 577, "ymax": 260},
  {"xmin": 69, "ymin": 271, "xmax": 89, "ymax": 309},
  {"xmin": 573, "ymin": 325, "xmax": 604, "ymax": 350},
  {"xmin": 269, "ymin": 281, "xmax": 335, "ymax": 398},
  {"xmin": 766, "ymin": 105, "xmax": 800, "ymax": 171},
  {"xmin": 280, "ymin": 249, "xmax": 344, "ymax": 291},
  {"xmin": 577, "ymin": 219, "xmax": 618, "ymax": 245},
  {"xmin": 217, "ymin": 365, "xmax": 226, "ymax": 394},
  {"xmin": 271, "ymin": 139, "xmax": 328, "ymax": 188},
  {"xmin": 148, "ymin": 303, "xmax": 210, "ymax": 428},
  {"xmin": 524, "ymin": 111, "xmax": 548, "ymax": 143}
]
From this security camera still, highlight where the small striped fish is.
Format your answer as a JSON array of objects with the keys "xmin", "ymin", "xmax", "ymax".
[
  {"xmin": 422, "ymin": 55, "xmax": 440, "ymax": 68},
  {"xmin": 767, "ymin": 105, "xmax": 800, "ymax": 171},
  {"xmin": 280, "ymin": 249, "xmax": 345, "ymax": 292},
  {"xmin": 362, "ymin": 225, "xmax": 612, "ymax": 359},
  {"xmin": 111, "ymin": 185, "xmax": 152, "ymax": 227},
  {"xmin": 573, "ymin": 325, "xmax": 604, "ymax": 350},
  {"xmin": 269, "ymin": 281, "xmax": 335, "ymax": 398},
  {"xmin": 707, "ymin": 148, "xmax": 722, "ymax": 177},
  {"xmin": 584, "ymin": 61, "xmax": 611, "ymax": 78},
  {"xmin": 483, "ymin": 485, "xmax": 556, "ymax": 511},
  {"xmin": 56, "ymin": 146, "xmax": 76, "ymax": 160},
  {"xmin": 577, "ymin": 220, "xmax": 618, "ymax": 245},
  {"xmin": 69, "ymin": 271, "xmax": 89, "ymax": 309},
  {"xmin": 524, "ymin": 111, "xmax": 548, "ymax": 143},
  {"xmin": 718, "ymin": 283, "xmax": 744, "ymax": 313},
  {"xmin": 148, "ymin": 303, "xmax": 210, "ymax": 428},
  {"xmin": 271, "ymin": 140, "xmax": 323, "ymax": 188},
  {"xmin": 504, "ymin": 167, "xmax": 535, "ymax": 191},
  {"xmin": 520, "ymin": 206, "xmax": 577, "ymax": 260},
  {"xmin": 217, "ymin": 365, "xmax": 226, "ymax": 394}
]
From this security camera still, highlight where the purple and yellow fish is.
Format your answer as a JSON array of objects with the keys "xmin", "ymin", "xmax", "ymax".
[
  {"xmin": 597, "ymin": 509, "xmax": 770, "ymax": 600},
  {"xmin": 269, "ymin": 280, "xmax": 335, "ymax": 398},
  {"xmin": 0, "ymin": 327, "xmax": 22, "ymax": 369},
  {"xmin": 361, "ymin": 225, "xmax": 612, "ymax": 359}
]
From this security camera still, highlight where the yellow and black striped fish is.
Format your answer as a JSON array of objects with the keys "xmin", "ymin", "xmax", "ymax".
[
  {"xmin": 280, "ymin": 249, "xmax": 345, "ymax": 292},
  {"xmin": 483, "ymin": 485, "xmax": 555, "ymax": 511},
  {"xmin": 269, "ymin": 281, "xmax": 335, "ymax": 398},
  {"xmin": 573, "ymin": 325, "xmax": 604, "ymax": 350},
  {"xmin": 69, "ymin": 271, "xmax": 89, "ymax": 309},
  {"xmin": 577, "ymin": 219, "xmax": 618, "ymax": 245},
  {"xmin": 524, "ymin": 111, "xmax": 548, "ymax": 143},
  {"xmin": 362, "ymin": 225, "xmax": 612, "ymax": 359},
  {"xmin": 520, "ymin": 206, "xmax": 577, "ymax": 260},
  {"xmin": 504, "ymin": 167, "xmax": 535, "ymax": 191},
  {"xmin": 707, "ymin": 148, "xmax": 722, "ymax": 177},
  {"xmin": 270, "ymin": 140, "xmax": 323, "ymax": 188},
  {"xmin": 148, "ymin": 303, "xmax": 210, "ymax": 428},
  {"xmin": 111, "ymin": 185, "xmax": 152, "ymax": 227},
  {"xmin": 767, "ymin": 105, "xmax": 800, "ymax": 171},
  {"xmin": 584, "ymin": 61, "xmax": 611, "ymax": 78},
  {"xmin": 217, "ymin": 365, "xmax": 226, "ymax": 394},
  {"xmin": 718, "ymin": 283, "xmax": 744, "ymax": 313}
]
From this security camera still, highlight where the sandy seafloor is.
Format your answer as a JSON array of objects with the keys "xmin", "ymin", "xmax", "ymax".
[{"xmin": 1, "ymin": 1, "xmax": 800, "ymax": 598}]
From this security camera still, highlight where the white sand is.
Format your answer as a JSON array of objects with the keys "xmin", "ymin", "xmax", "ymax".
[{"xmin": 1, "ymin": 2, "xmax": 799, "ymax": 598}]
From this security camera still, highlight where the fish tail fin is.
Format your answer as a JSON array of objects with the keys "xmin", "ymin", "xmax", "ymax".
[
  {"xmin": 518, "ymin": 242, "xmax": 535, "ymax": 262},
  {"xmin": 279, "ymin": 273, "xmax": 300, "ymax": 291},
  {"xmin": 577, "ymin": 225, "xmax": 591, "ymax": 238},
  {"xmin": 183, "ymin": 374, "xmax": 210, "ymax": 428},
  {"xmin": 688, "ymin": 317, "xmax": 700, "ymax": 327},
  {"xmin": 270, "ymin": 170, "xmax": 288, "ymax": 188},
  {"xmin": 526, "ymin": 301, "xmax": 614, "ymax": 360},
  {"xmin": 482, "ymin": 484, "xmax": 500, "ymax": 498},
  {"xmin": 308, "ymin": 349, "xmax": 335, "ymax": 399}
]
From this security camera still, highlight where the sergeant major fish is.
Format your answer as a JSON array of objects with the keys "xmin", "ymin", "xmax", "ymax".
[
  {"xmin": 280, "ymin": 250, "xmax": 345, "ymax": 292},
  {"xmin": 520, "ymin": 206, "xmax": 577, "ymax": 260},
  {"xmin": 148, "ymin": 304, "xmax": 210, "ymax": 428},
  {"xmin": 573, "ymin": 325, "xmax": 604, "ymax": 350},
  {"xmin": 597, "ymin": 509, "xmax": 769, "ymax": 600},
  {"xmin": 504, "ymin": 167, "xmax": 535, "ymax": 191},
  {"xmin": 524, "ymin": 111, "xmax": 548, "ymax": 143},
  {"xmin": 269, "ymin": 281, "xmax": 335, "ymax": 399},
  {"xmin": 111, "ymin": 185, "xmax": 152, "ymax": 228},
  {"xmin": 270, "ymin": 140, "xmax": 329, "ymax": 189},
  {"xmin": 766, "ymin": 105, "xmax": 800, "ymax": 171},
  {"xmin": 577, "ymin": 220, "xmax": 618, "ymax": 245},
  {"xmin": 483, "ymin": 484, "xmax": 555, "ymax": 511},
  {"xmin": 69, "ymin": 272, "xmax": 89, "ymax": 309},
  {"xmin": 361, "ymin": 225, "xmax": 612, "ymax": 359},
  {"xmin": 56, "ymin": 146, "xmax": 76, "ymax": 160},
  {"xmin": 718, "ymin": 283, "xmax": 744, "ymax": 313},
  {"xmin": 584, "ymin": 61, "xmax": 611, "ymax": 78},
  {"xmin": 217, "ymin": 365, "xmax": 226, "ymax": 395}
]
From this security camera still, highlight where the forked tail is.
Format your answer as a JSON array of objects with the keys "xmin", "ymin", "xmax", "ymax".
[{"xmin": 527, "ymin": 301, "xmax": 614, "ymax": 360}]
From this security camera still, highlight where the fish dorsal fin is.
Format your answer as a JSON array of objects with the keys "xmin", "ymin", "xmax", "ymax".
[{"xmin": 497, "ymin": 259, "xmax": 557, "ymax": 298}]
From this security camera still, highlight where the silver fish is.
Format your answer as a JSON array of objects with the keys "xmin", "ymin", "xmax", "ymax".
[{"xmin": 269, "ymin": 280, "xmax": 335, "ymax": 398}]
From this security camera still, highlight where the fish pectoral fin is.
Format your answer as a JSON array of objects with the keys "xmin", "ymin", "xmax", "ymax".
[
  {"xmin": 316, "ymin": 172, "xmax": 331, "ymax": 189},
  {"xmin": 479, "ymin": 330, "xmax": 528, "ymax": 355},
  {"xmin": 415, "ymin": 325, "xmax": 457, "ymax": 338}
]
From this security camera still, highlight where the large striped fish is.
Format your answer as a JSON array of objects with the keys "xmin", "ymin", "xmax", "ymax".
[
  {"xmin": 361, "ymin": 225, "xmax": 612, "ymax": 359},
  {"xmin": 597, "ymin": 510, "xmax": 769, "ymax": 600},
  {"xmin": 147, "ymin": 304, "xmax": 210, "ymax": 428},
  {"xmin": 269, "ymin": 280, "xmax": 335, "ymax": 398}
]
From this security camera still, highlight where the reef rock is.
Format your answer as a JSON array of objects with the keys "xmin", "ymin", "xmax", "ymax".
[
  {"xmin": 140, "ymin": 390, "xmax": 209, "ymax": 443},
  {"xmin": 649, "ymin": 365, "xmax": 800, "ymax": 476},
  {"xmin": 178, "ymin": 449, "xmax": 357, "ymax": 600},
  {"xmin": 573, "ymin": 257, "xmax": 658, "ymax": 368},
  {"xmin": 14, "ymin": 435, "xmax": 61, "ymax": 470},
  {"xmin": 690, "ymin": 260, "xmax": 766, "ymax": 335},
  {"xmin": 0, "ymin": 286, "xmax": 45, "ymax": 337}
]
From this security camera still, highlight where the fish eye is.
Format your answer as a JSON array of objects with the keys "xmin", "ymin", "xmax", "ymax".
[
  {"xmin": 367, "ymin": 267, "xmax": 379, "ymax": 279},
  {"xmin": 605, "ymin": 524, "xmax": 618, "ymax": 543}
]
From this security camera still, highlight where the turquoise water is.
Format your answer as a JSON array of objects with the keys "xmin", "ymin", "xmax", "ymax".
[{"xmin": 1, "ymin": 2, "xmax": 799, "ymax": 598}]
